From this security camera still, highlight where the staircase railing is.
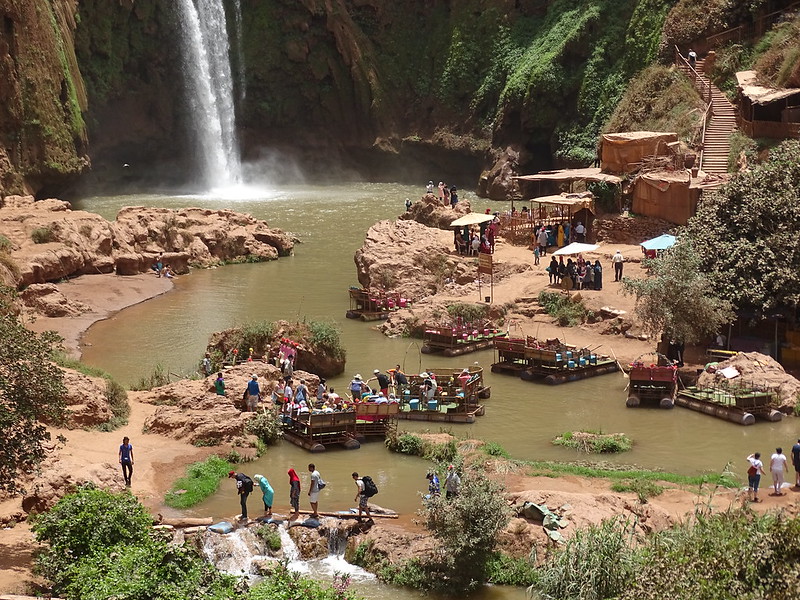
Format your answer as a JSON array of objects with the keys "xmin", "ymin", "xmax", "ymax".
[
  {"xmin": 674, "ymin": 46, "xmax": 712, "ymax": 104},
  {"xmin": 706, "ymin": 1, "xmax": 800, "ymax": 48}
]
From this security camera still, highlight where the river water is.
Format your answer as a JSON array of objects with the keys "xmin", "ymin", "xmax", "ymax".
[{"xmin": 73, "ymin": 183, "xmax": 795, "ymax": 599}]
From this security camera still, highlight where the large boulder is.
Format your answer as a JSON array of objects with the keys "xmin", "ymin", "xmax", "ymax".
[
  {"xmin": 20, "ymin": 282, "xmax": 90, "ymax": 317},
  {"xmin": 399, "ymin": 194, "xmax": 472, "ymax": 230},
  {"xmin": 478, "ymin": 146, "xmax": 522, "ymax": 200},
  {"xmin": 354, "ymin": 219, "xmax": 456, "ymax": 301}
]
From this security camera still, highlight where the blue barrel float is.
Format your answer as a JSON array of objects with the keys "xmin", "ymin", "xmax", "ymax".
[
  {"xmin": 428, "ymin": 400, "xmax": 439, "ymax": 411},
  {"xmin": 409, "ymin": 398, "xmax": 420, "ymax": 411},
  {"xmin": 567, "ymin": 360, "xmax": 576, "ymax": 369}
]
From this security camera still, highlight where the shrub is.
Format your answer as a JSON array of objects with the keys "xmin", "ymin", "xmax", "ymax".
[
  {"xmin": 553, "ymin": 430, "xmax": 633, "ymax": 454},
  {"xmin": 31, "ymin": 226, "xmax": 54, "ymax": 244},
  {"xmin": 385, "ymin": 432, "xmax": 424, "ymax": 456},
  {"xmin": 537, "ymin": 290, "xmax": 587, "ymax": 326},
  {"xmin": 482, "ymin": 441, "xmax": 511, "ymax": 459},
  {"xmin": 446, "ymin": 302, "xmax": 489, "ymax": 323},
  {"xmin": 308, "ymin": 320, "xmax": 345, "ymax": 360},
  {"xmin": 254, "ymin": 524, "xmax": 282, "ymax": 552},
  {"xmin": 249, "ymin": 562, "xmax": 361, "ymax": 600},
  {"xmin": 130, "ymin": 363, "xmax": 170, "ymax": 391},
  {"xmin": 403, "ymin": 468, "xmax": 511, "ymax": 593},
  {"xmin": 531, "ymin": 516, "xmax": 638, "ymax": 600},
  {"xmin": 245, "ymin": 411, "xmax": 282, "ymax": 446},
  {"xmin": 728, "ymin": 130, "xmax": 758, "ymax": 172},
  {"xmin": 0, "ymin": 234, "xmax": 12, "ymax": 252},
  {"xmin": 486, "ymin": 552, "xmax": 538, "ymax": 586},
  {"xmin": 164, "ymin": 455, "xmax": 233, "ymax": 509},
  {"xmin": 32, "ymin": 484, "xmax": 153, "ymax": 587}
]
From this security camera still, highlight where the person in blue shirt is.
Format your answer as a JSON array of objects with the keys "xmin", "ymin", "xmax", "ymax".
[
  {"xmin": 119, "ymin": 436, "xmax": 134, "ymax": 486},
  {"xmin": 426, "ymin": 471, "xmax": 440, "ymax": 498},
  {"xmin": 246, "ymin": 374, "xmax": 261, "ymax": 412}
]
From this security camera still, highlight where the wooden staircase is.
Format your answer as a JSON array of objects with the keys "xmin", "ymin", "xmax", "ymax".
[{"xmin": 676, "ymin": 56, "xmax": 738, "ymax": 174}]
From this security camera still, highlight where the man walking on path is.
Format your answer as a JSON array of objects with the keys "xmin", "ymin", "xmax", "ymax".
[
  {"xmin": 792, "ymin": 438, "xmax": 800, "ymax": 488},
  {"xmin": 771, "ymin": 447, "xmax": 788, "ymax": 496},
  {"xmin": 352, "ymin": 472, "xmax": 372, "ymax": 522},
  {"xmin": 308, "ymin": 463, "xmax": 322, "ymax": 518},
  {"xmin": 119, "ymin": 436, "xmax": 134, "ymax": 486},
  {"xmin": 229, "ymin": 470, "xmax": 253, "ymax": 520},
  {"xmin": 612, "ymin": 250, "xmax": 624, "ymax": 281}
]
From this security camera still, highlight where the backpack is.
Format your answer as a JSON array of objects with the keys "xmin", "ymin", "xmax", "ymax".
[
  {"xmin": 362, "ymin": 475, "xmax": 378, "ymax": 497},
  {"xmin": 241, "ymin": 475, "xmax": 254, "ymax": 493}
]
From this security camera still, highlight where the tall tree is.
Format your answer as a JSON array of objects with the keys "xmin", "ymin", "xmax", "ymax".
[
  {"xmin": 0, "ymin": 288, "xmax": 67, "ymax": 493},
  {"xmin": 683, "ymin": 139, "xmax": 800, "ymax": 318},
  {"xmin": 622, "ymin": 240, "xmax": 735, "ymax": 343}
]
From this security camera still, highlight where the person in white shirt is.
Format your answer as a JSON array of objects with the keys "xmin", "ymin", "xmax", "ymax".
[
  {"xmin": 612, "ymin": 250, "xmax": 624, "ymax": 281},
  {"xmin": 770, "ymin": 447, "xmax": 788, "ymax": 496},
  {"xmin": 747, "ymin": 452, "xmax": 766, "ymax": 502}
]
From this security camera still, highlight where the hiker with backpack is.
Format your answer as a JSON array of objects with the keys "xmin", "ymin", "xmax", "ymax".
[
  {"xmin": 308, "ymin": 463, "xmax": 325, "ymax": 518},
  {"xmin": 228, "ymin": 470, "xmax": 253, "ymax": 520},
  {"xmin": 352, "ymin": 472, "xmax": 377, "ymax": 522}
]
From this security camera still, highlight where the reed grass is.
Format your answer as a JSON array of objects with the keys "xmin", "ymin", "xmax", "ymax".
[{"xmin": 164, "ymin": 455, "xmax": 234, "ymax": 509}]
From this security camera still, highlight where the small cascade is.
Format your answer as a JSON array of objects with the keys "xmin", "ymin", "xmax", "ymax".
[
  {"xmin": 201, "ymin": 527, "xmax": 265, "ymax": 575},
  {"xmin": 277, "ymin": 523, "xmax": 309, "ymax": 573},
  {"xmin": 175, "ymin": 0, "xmax": 242, "ymax": 189}
]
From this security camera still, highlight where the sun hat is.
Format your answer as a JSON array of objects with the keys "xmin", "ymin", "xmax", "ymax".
[
  {"xmin": 420, "ymin": 372, "xmax": 429, "ymax": 378},
  {"xmin": 252, "ymin": 374, "xmax": 258, "ymax": 379},
  {"xmin": 354, "ymin": 374, "xmax": 362, "ymax": 380},
  {"xmin": 373, "ymin": 369, "xmax": 380, "ymax": 374}
]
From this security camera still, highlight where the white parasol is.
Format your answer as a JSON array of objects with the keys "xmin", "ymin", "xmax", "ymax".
[
  {"xmin": 450, "ymin": 213, "xmax": 495, "ymax": 227},
  {"xmin": 552, "ymin": 242, "xmax": 600, "ymax": 256}
]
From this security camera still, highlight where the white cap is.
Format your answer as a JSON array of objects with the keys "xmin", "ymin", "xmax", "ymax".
[
  {"xmin": 373, "ymin": 369, "xmax": 380, "ymax": 374},
  {"xmin": 420, "ymin": 372, "xmax": 429, "ymax": 378},
  {"xmin": 354, "ymin": 374, "xmax": 362, "ymax": 380}
]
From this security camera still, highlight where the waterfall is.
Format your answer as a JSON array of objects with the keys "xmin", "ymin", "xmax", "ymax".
[
  {"xmin": 232, "ymin": 0, "xmax": 246, "ymax": 102},
  {"xmin": 175, "ymin": 0, "xmax": 242, "ymax": 189}
]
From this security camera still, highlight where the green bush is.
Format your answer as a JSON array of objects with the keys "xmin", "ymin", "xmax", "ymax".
[
  {"xmin": 246, "ymin": 410, "xmax": 282, "ymax": 446},
  {"xmin": 553, "ymin": 430, "xmax": 633, "ymax": 454},
  {"xmin": 0, "ymin": 234, "xmax": 12, "ymax": 252},
  {"xmin": 164, "ymin": 455, "xmax": 234, "ymax": 509},
  {"xmin": 482, "ymin": 441, "xmax": 511, "ymax": 459},
  {"xmin": 32, "ymin": 484, "xmax": 153, "ymax": 587},
  {"xmin": 130, "ymin": 363, "xmax": 170, "ymax": 391},
  {"xmin": 538, "ymin": 291, "xmax": 587, "ymax": 326},
  {"xmin": 308, "ymin": 320, "xmax": 345, "ymax": 360},
  {"xmin": 446, "ymin": 302, "xmax": 489, "ymax": 323},
  {"xmin": 728, "ymin": 130, "xmax": 758, "ymax": 172},
  {"xmin": 486, "ymin": 552, "xmax": 538, "ymax": 586},
  {"xmin": 254, "ymin": 524, "xmax": 282, "ymax": 552},
  {"xmin": 385, "ymin": 432, "xmax": 424, "ymax": 456},
  {"xmin": 31, "ymin": 226, "xmax": 54, "ymax": 244},
  {"xmin": 531, "ymin": 516, "xmax": 638, "ymax": 600},
  {"xmin": 248, "ymin": 562, "xmax": 361, "ymax": 600}
]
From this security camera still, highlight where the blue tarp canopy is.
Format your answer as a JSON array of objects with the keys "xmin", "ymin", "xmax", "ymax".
[{"xmin": 641, "ymin": 234, "xmax": 676, "ymax": 251}]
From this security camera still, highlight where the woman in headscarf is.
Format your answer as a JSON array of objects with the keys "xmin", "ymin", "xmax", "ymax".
[
  {"xmin": 288, "ymin": 468, "xmax": 301, "ymax": 520},
  {"xmin": 557, "ymin": 223, "xmax": 565, "ymax": 247},
  {"xmin": 594, "ymin": 260, "xmax": 603, "ymax": 290},
  {"xmin": 253, "ymin": 474, "xmax": 274, "ymax": 517}
]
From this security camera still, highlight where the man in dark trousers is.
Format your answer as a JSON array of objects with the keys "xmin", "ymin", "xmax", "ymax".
[
  {"xmin": 118, "ymin": 436, "xmax": 134, "ymax": 486},
  {"xmin": 229, "ymin": 470, "xmax": 253, "ymax": 520}
]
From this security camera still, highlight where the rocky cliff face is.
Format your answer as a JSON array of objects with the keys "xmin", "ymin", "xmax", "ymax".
[
  {"xmin": 1, "ymin": 0, "xmax": 677, "ymax": 195},
  {"xmin": 0, "ymin": 0, "xmax": 89, "ymax": 195}
]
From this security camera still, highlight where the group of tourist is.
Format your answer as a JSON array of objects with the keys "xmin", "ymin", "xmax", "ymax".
[
  {"xmin": 149, "ymin": 253, "xmax": 176, "ymax": 278},
  {"xmin": 227, "ymin": 463, "xmax": 324, "ymax": 522},
  {"xmin": 534, "ymin": 221, "xmax": 587, "ymax": 255},
  {"xmin": 545, "ymin": 255, "xmax": 604, "ymax": 290},
  {"xmin": 746, "ymin": 440, "xmax": 800, "ymax": 502},
  {"xmin": 426, "ymin": 464, "xmax": 461, "ymax": 500},
  {"xmin": 426, "ymin": 180, "xmax": 460, "ymax": 208},
  {"xmin": 454, "ymin": 210, "xmax": 499, "ymax": 256}
]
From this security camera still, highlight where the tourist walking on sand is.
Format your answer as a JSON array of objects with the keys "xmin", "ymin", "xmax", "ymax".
[
  {"xmin": 214, "ymin": 372, "xmax": 226, "ymax": 396},
  {"xmin": 288, "ymin": 468, "xmax": 301, "ymax": 520},
  {"xmin": 612, "ymin": 250, "xmax": 624, "ymax": 281},
  {"xmin": 253, "ymin": 474, "xmax": 274, "ymax": 517},
  {"xmin": 246, "ymin": 374, "xmax": 261, "ymax": 412},
  {"xmin": 770, "ymin": 447, "xmax": 788, "ymax": 496},
  {"xmin": 792, "ymin": 438, "xmax": 800, "ymax": 487},
  {"xmin": 548, "ymin": 256, "xmax": 558, "ymax": 284},
  {"xmin": 308, "ymin": 463, "xmax": 323, "ymax": 518},
  {"xmin": 352, "ymin": 472, "xmax": 372, "ymax": 522},
  {"xmin": 229, "ymin": 470, "xmax": 253, "ymax": 520},
  {"xmin": 119, "ymin": 436, "xmax": 134, "ymax": 487},
  {"xmin": 594, "ymin": 260, "xmax": 603, "ymax": 290},
  {"xmin": 537, "ymin": 227, "xmax": 548, "ymax": 257},
  {"xmin": 747, "ymin": 452, "xmax": 766, "ymax": 502},
  {"xmin": 574, "ymin": 221, "xmax": 586, "ymax": 242},
  {"xmin": 444, "ymin": 464, "xmax": 461, "ymax": 500}
]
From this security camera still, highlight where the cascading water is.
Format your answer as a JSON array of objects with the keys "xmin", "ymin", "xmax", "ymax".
[
  {"xmin": 232, "ymin": 0, "xmax": 246, "ymax": 102},
  {"xmin": 175, "ymin": 0, "xmax": 243, "ymax": 190}
]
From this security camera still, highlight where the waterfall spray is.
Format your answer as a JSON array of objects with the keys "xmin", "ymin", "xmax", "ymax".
[{"xmin": 175, "ymin": 0, "xmax": 242, "ymax": 189}]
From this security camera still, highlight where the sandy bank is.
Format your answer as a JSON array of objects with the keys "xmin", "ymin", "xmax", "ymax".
[{"xmin": 25, "ymin": 273, "xmax": 173, "ymax": 358}]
